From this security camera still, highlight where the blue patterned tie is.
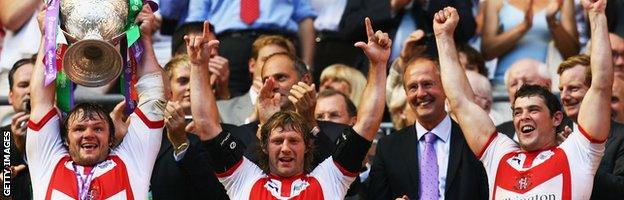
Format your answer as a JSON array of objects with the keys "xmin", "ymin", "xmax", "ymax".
[{"xmin": 420, "ymin": 132, "xmax": 439, "ymax": 200}]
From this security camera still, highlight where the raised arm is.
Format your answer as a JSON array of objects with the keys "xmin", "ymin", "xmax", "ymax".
[
  {"xmin": 0, "ymin": 0, "xmax": 40, "ymax": 31},
  {"xmin": 133, "ymin": 5, "xmax": 166, "ymax": 120},
  {"xmin": 480, "ymin": 0, "xmax": 533, "ymax": 60},
  {"xmin": 546, "ymin": 0, "xmax": 580, "ymax": 58},
  {"xmin": 186, "ymin": 21, "xmax": 222, "ymax": 141},
  {"xmin": 352, "ymin": 18, "xmax": 391, "ymax": 141},
  {"xmin": 577, "ymin": 0, "xmax": 612, "ymax": 141},
  {"xmin": 434, "ymin": 7, "xmax": 497, "ymax": 154},
  {"xmin": 30, "ymin": 11, "xmax": 54, "ymax": 123}
]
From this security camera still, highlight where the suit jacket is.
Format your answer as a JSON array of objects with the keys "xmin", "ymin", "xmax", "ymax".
[
  {"xmin": 590, "ymin": 121, "xmax": 624, "ymax": 200},
  {"xmin": 368, "ymin": 121, "xmax": 488, "ymax": 200},
  {"xmin": 150, "ymin": 129, "xmax": 230, "ymax": 200},
  {"xmin": 217, "ymin": 92, "xmax": 253, "ymax": 125}
]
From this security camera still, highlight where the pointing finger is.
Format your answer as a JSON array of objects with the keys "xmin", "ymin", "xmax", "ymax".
[
  {"xmin": 364, "ymin": 17, "xmax": 374, "ymax": 41},
  {"xmin": 202, "ymin": 21, "xmax": 211, "ymax": 39}
]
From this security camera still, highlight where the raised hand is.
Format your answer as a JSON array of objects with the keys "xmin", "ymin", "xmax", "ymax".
[
  {"xmin": 209, "ymin": 55, "xmax": 230, "ymax": 86},
  {"xmin": 288, "ymin": 82, "xmax": 317, "ymax": 127},
  {"xmin": 399, "ymin": 30, "xmax": 426, "ymax": 66},
  {"xmin": 136, "ymin": 4, "xmax": 156, "ymax": 42},
  {"xmin": 10, "ymin": 111, "xmax": 29, "ymax": 152},
  {"xmin": 184, "ymin": 21, "xmax": 220, "ymax": 67},
  {"xmin": 209, "ymin": 55, "xmax": 231, "ymax": 99},
  {"xmin": 545, "ymin": 0, "xmax": 563, "ymax": 20},
  {"xmin": 582, "ymin": 0, "xmax": 607, "ymax": 13},
  {"xmin": 109, "ymin": 100, "xmax": 129, "ymax": 146},
  {"xmin": 354, "ymin": 17, "xmax": 392, "ymax": 66},
  {"xmin": 433, "ymin": 7, "xmax": 460, "ymax": 38},
  {"xmin": 165, "ymin": 101, "xmax": 189, "ymax": 148},
  {"xmin": 257, "ymin": 77, "xmax": 282, "ymax": 124}
]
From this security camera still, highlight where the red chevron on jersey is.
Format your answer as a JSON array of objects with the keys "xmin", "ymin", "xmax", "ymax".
[
  {"xmin": 493, "ymin": 148, "xmax": 571, "ymax": 200},
  {"xmin": 479, "ymin": 124, "xmax": 605, "ymax": 200},
  {"xmin": 249, "ymin": 174, "xmax": 324, "ymax": 199},
  {"xmin": 45, "ymin": 156, "xmax": 134, "ymax": 200}
]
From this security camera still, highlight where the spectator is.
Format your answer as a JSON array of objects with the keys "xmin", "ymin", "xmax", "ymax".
[
  {"xmin": 319, "ymin": 64, "xmax": 367, "ymax": 107},
  {"xmin": 315, "ymin": 89, "xmax": 357, "ymax": 126},
  {"xmin": 1, "ymin": 57, "xmax": 35, "ymax": 200},
  {"xmin": 149, "ymin": 52, "xmax": 229, "ymax": 200},
  {"xmin": 436, "ymin": 3, "xmax": 612, "ymax": 198},
  {"xmin": 610, "ymin": 33, "xmax": 624, "ymax": 80},
  {"xmin": 465, "ymin": 70, "xmax": 492, "ymax": 113},
  {"xmin": 186, "ymin": 17, "xmax": 389, "ymax": 199},
  {"xmin": 171, "ymin": 22, "xmax": 231, "ymax": 100},
  {"xmin": 386, "ymin": 82, "xmax": 417, "ymax": 130},
  {"xmin": 368, "ymin": 55, "xmax": 488, "ymax": 199},
  {"xmin": 216, "ymin": 35, "xmax": 296, "ymax": 125},
  {"xmin": 557, "ymin": 54, "xmax": 624, "ymax": 200},
  {"xmin": 160, "ymin": 0, "xmax": 317, "ymax": 97},
  {"xmin": 481, "ymin": 0, "xmax": 579, "ymax": 86},
  {"xmin": 458, "ymin": 43, "xmax": 487, "ymax": 76}
]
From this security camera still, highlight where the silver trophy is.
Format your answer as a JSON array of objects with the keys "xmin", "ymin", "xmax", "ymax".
[{"xmin": 60, "ymin": 0, "xmax": 128, "ymax": 87}]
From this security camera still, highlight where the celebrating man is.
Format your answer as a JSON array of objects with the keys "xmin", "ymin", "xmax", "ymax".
[
  {"xmin": 185, "ymin": 17, "xmax": 389, "ymax": 199},
  {"xmin": 27, "ymin": 5, "xmax": 166, "ymax": 199},
  {"xmin": 433, "ymin": 0, "xmax": 612, "ymax": 199}
]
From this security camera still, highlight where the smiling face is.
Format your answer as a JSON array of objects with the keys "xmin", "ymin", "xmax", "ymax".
[
  {"xmin": 66, "ymin": 110, "xmax": 112, "ymax": 166},
  {"xmin": 558, "ymin": 65, "xmax": 589, "ymax": 121},
  {"xmin": 513, "ymin": 96, "xmax": 561, "ymax": 152},
  {"xmin": 267, "ymin": 126, "xmax": 307, "ymax": 177},
  {"xmin": 403, "ymin": 59, "xmax": 447, "ymax": 128}
]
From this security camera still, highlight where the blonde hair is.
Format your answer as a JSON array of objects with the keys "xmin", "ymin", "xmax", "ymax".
[
  {"xmin": 320, "ymin": 64, "xmax": 367, "ymax": 106},
  {"xmin": 164, "ymin": 54, "xmax": 190, "ymax": 80}
]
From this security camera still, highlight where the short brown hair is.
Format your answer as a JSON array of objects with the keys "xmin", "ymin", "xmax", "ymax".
[
  {"xmin": 257, "ymin": 111, "xmax": 315, "ymax": 174},
  {"xmin": 251, "ymin": 35, "xmax": 296, "ymax": 60},
  {"xmin": 557, "ymin": 54, "xmax": 591, "ymax": 86}
]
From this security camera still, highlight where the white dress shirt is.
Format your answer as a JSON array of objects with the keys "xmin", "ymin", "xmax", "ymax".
[
  {"xmin": 310, "ymin": 0, "xmax": 347, "ymax": 31},
  {"xmin": 415, "ymin": 115, "xmax": 451, "ymax": 200}
]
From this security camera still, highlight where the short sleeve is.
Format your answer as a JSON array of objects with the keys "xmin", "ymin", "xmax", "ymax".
[{"xmin": 291, "ymin": 0, "xmax": 317, "ymax": 23}]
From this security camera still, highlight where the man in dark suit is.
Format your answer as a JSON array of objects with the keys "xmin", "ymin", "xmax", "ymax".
[
  {"xmin": 557, "ymin": 54, "xmax": 624, "ymax": 200},
  {"xmin": 368, "ymin": 55, "xmax": 488, "ymax": 199}
]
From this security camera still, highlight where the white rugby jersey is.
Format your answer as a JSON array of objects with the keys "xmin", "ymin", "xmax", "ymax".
[
  {"xmin": 26, "ymin": 108, "xmax": 163, "ymax": 200},
  {"xmin": 478, "ymin": 124, "xmax": 605, "ymax": 200},
  {"xmin": 217, "ymin": 156, "xmax": 357, "ymax": 200}
]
